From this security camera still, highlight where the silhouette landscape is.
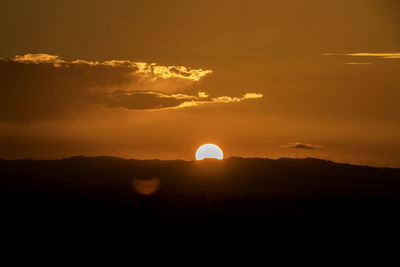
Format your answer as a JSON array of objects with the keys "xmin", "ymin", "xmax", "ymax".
[{"xmin": 2, "ymin": 156, "xmax": 400, "ymax": 227}]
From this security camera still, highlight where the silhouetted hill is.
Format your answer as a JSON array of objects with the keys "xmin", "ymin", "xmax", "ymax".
[{"xmin": 1, "ymin": 157, "xmax": 400, "ymax": 226}]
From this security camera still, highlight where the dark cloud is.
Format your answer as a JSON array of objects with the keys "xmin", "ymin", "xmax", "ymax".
[
  {"xmin": 0, "ymin": 54, "xmax": 262, "ymax": 122},
  {"xmin": 282, "ymin": 142, "xmax": 322, "ymax": 150},
  {"xmin": 0, "ymin": 57, "xmax": 133, "ymax": 122},
  {"xmin": 103, "ymin": 91, "xmax": 263, "ymax": 111},
  {"xmin": 105, "ymin": 91, "xmax": 186, "ymax": 110}
]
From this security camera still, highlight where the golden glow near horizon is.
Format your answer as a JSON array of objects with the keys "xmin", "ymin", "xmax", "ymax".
[{"xmin": 195, "ymin": 144, "xmax": 224, "ymax": 160}]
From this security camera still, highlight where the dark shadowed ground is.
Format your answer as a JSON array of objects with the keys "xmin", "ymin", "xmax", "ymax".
[{"xmin": 1, "ymin": 156, "xmax": 400, "ymax": 232}]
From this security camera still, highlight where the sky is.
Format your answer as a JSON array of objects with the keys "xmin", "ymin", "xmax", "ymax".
[{"xmin": 0, "ymin": 0, "xmax": 399, "ymax": 167}]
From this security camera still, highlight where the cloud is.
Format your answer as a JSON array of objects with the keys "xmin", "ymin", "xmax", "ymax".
[
  {"xmin": 104, "ymin": 91, "xmax": 263, "ymax": 111},
  {"xmin": 346, "ymin": 53, "xmax": 400, "ymax": 59},
  {"xmin": 13, "ymin": 54, "xmax": 63, "ymax": 64},
  {"xmin": 10, "ymin": 53, "xmax": 213, "ymax": 81},
  {"xmin": 282, "ymin": 142, "xmax": 322, "ymax": 150},
  {"xmin": 347, "ymin": 62, "xmax": 372, "ymax": 65},
  {"xmin": 324, "ymin": 52, "xmax": 400, "ymax": 60},
  {"xmin": 244, "ymin": 93, "xmax": 264, "ymax": 99},
  {"xmin": 0, "ymin": 54, "xmax": 262, "ymax": 122}
]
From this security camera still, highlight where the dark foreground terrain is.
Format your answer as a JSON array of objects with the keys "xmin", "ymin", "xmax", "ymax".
[{"xmin": 1, "ymin": 156, "xmax": 400, "ymax": 229}]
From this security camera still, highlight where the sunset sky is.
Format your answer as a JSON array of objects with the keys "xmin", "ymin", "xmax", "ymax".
[{"xmin": 1, "ymin": 0, "xmax": 399, "ymax": 166}]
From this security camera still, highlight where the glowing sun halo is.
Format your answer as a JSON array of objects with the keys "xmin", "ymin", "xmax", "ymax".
[{"xmin": 195, "ymin": 144, "xmax": 223, "ymax": 160}]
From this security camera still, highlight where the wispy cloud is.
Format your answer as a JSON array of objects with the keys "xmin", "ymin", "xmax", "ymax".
[
  {"xmin": 323, "ymin": 52, "xmax": 400, "ymax": 61},
  {"xmin": 281, "ymin": 142, "xmax": 322, "ymax": 150},
  {"xmin": 345, "ymin": 53, "xmax": 400, "ymax": 59},
  {"xmin": 347, "ymin": 62, "xmax": 372, "ymax": 65}
]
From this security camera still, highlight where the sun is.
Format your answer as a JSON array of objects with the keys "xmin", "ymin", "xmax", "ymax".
[{"xmin": 195, "ymin": 144, "xmax": 223, "ymax": 160}]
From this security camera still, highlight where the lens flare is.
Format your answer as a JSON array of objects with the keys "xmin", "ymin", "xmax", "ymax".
[{"xmin": 133, "ymin": 178, "xmax": 160, "ymax": 195}]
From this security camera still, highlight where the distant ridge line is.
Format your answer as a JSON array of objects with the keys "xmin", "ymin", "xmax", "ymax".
[{"xmin": 0, "ymin": 156, "xmax": 397, "ymax": 169}]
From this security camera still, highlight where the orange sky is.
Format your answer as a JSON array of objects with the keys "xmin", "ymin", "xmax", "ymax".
[{"xmin": 0, "ymin": 0, "xmax": 399, "ymax": 167}]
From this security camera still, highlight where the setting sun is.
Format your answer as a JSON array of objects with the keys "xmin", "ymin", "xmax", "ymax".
[{"xmin": 195, "ymin": 144, "xmax": 223, "ymax": 160}]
